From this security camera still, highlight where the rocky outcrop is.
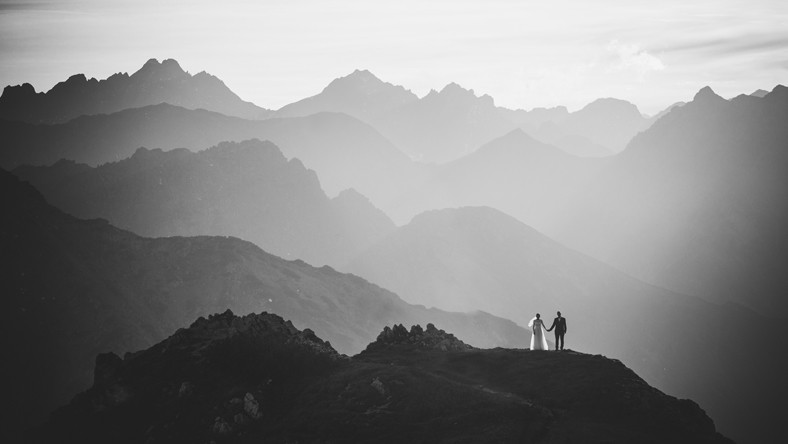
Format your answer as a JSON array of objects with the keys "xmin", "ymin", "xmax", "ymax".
[
  {"xmin": 28, "ymin": 310, "xmax": 731, "ymax": 444},
  {"xmin": 365, "ymin": 323, "xmax": 474, "ymax": 352}
]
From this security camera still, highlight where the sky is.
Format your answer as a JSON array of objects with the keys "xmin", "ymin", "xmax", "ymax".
[{"xmin": 1, "ymin": 0, "xmax": 786, "ymax": 115}]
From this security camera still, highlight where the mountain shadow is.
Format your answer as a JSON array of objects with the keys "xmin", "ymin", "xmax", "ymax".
[
  {"xmin": 1, "ymin": 170, "xmax": 527, "ymax": 442},
  {"xmin": 0, "ymin": 58, "xmax": 270, "ymax": 123},
  {"xmin": 28, "ymin": 310, "xmax": 731, "ymax": 444}
]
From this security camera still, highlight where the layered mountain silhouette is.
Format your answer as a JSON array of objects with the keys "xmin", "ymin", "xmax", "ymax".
[
  {"xmin": 0, "ymin": 58, "xmax": 270, "ymax": 123},
  {"xmin": 345, "ymin": 206, "xmax": 787, "ymax": 444},
  {"xmin": 279, "ymin": 74, "xmax": 517, "ymax": 163},
  {"xmin": 0, "ymin": 103, "xmax": 425, "ymax": 212},
  {"xmin": 389, "ymin": 128, "xmax": 606, "ymax": 228},
  {"xmin": 28, "ymin": 310, "xmax": 730, "ymax": 443},
  {"xmin": 533, "ymin": 97, "xmax": 651, "ymax": 154},
  {"xmin": 274, "ymin": 69, "xmax": 658, "ymax": 160},
  {"xmin": 554, "ymin": 85, "xmax": 788, "ymax": 316},
  {"xmin": 1, "ymin": 170, "xmax": 527, "ymax": 441},
  {"xmin": 14, "ymin": 139, "xmax": 395, "ymax": 267}
]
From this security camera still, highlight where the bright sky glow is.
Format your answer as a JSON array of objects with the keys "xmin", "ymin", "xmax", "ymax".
[{"xmin": 1, "ymin": 0, "xmax": 786, "ymax": 114}]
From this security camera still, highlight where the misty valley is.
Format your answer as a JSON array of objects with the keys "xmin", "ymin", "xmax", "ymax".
[{"xmin": 2, "ymin": 58, "xmax": 787, "ymax": 444}]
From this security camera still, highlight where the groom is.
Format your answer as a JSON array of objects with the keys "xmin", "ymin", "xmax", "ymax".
[{"xmin": 546, "ymin": 311, "xmax": 567, "ymax": 351}]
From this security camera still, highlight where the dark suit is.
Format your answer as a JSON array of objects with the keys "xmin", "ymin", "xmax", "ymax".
[{"xmin": 547, "ymin": 316, "xmax": 567, "ymax": 350}]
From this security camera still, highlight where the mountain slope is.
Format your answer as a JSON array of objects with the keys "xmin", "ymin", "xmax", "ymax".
[
  {"xmin": 14, "ymin": 139, "xmax": 395, "ymax": 267},
  {"xmin": 29, "ymin": 311, "xmax": 730, "ymax": 444},
  {"xmin": 1, "ymin": 170, "xmax": 527, "ymax": 442},
  {"xmin": 390, "ymin": 129, "xmax": 606, "ymax": 230},
  {"xmin": 0, "ymin": 58, "xmax": 270, "ymax": 123},
  {"xmin": 345, "ymin": 206, "xmax": 788, "ymax": 444},
  {"xmin": 276, "ymin": 69, "xmax": 418, "ymax": 119},
  {"xmin": 539, "ymin": 97, "xmax": 650, "ymax": 153},
  {"xmin": 554, "ymin": 85, "xmax": 788, "ymax": 316},
  {"xmin": 0, "ymin": 103, "xmax": 426, "ymax": 212}
]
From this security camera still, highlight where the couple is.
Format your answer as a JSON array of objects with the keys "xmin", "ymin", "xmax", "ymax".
[{"xmin": 528, "ymin": 311, "xmax": 567, "ymax": 351}]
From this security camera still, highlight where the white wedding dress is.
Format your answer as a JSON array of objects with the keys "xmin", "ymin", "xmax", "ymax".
[{"xmin": 528, "ymin": 317, "xmax": 549, "ymax": 351}]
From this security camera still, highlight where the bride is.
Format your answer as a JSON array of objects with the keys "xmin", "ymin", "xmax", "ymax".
[{"xmin": 528, "ymin": 313, "xmax": 549, "ymax": 351}]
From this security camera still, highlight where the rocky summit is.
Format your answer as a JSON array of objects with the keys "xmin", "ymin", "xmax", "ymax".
[
  {"xmin": 365, "ymin": 322, "xmax": 474, "ymax": 352},
  {"xmin": 28, "ymin": 311, "xmax": 731, "ymax": 444}
]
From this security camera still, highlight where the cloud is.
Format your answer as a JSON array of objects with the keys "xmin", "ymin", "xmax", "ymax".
[
  {"xmin": 606, "ymin": 40, "xmax": 665, "ymax": 79},
  {"xmin": 656, "ymin": 34, "xmax": 788, "ymax": 58}
]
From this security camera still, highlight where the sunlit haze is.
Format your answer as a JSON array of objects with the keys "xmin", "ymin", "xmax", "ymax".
[{"xmin": 1, "ymin": 0, "xmax": 786, "ymax": 114}]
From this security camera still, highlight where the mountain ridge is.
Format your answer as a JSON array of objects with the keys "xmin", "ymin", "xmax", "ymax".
[
  {"xmin": 0, "ymin": 58, "xmax": 271, "ymax": 123},
  {"xmin": 28, "ymin": 310, "xmax": 731, "ymax": 444},
  {"xmin": 1, "ymin": 168, "xmax": 529, "ymax": 442}
]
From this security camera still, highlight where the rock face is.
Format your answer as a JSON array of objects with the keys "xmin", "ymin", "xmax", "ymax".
[
  {"xmin": 28, "ymin": 312, "xmax": 731, "ymax": 444},
  {"xmin": 0, "ymin": 58, "xmax": 270, "ymax": 123},
  {"xmin": 365, "ymin": 323, "xmax": 474, "ymax": 352}
]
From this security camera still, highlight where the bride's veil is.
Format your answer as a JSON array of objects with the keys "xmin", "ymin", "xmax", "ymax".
[{"xmin": 527, "ymin": 316, "xmax": 537, "ymax": 328}]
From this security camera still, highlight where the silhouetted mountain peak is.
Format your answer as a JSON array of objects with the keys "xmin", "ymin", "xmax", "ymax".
[
  {"xmin": 0, "ymin": 58, "xmax": 270, "ymax": 123},
  {"xmin": 132, "ymin": 57, "xmax": 187, "ymax": 81},
  {"xmin": 178, "ymin": 310, "xmax": 341, "ymax": 358},
  {"xmin": 0, "ymin": 82, "xmax": 37, "ymax": 100},
  {"xmin": 750, "ymin": 89, "xmax": 770, "ymax": 98},
  {"xmin": 421, "ymin": 82, "xmax": 495, "ymax": 108},
  {"xmin": 578, "ymin": 97, "xmax": 642, "ymax": 118},
  {"xmin": 693, "ymin": 86, "xmax": 724, "ymax": 103},
  {"xmin": 322, "ymin": 69, "xmax": 414, "ymax": 98},
  {"xmin": 769, "ymin": 84, "xmax": 787, "ymax": 99}
]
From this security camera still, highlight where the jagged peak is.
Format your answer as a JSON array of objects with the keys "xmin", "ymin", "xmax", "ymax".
[
  {"xmin": 365, "ymin": 323, "xmax": 473, "ymax": 352},
  {"xmin": 132, "ymin": 57, "xmax": 187, "ymax": 79},
  {"xmin": 1, "ymin": 82, "xmax": 37, "ymax": 99},
  {"xmin": 693, "ymin": 85, "xmax": 724, "ymax": 103},
  {"xmin": 321, "ymin": 69, "xmax": 415, "ymax": 99},
  {"xmin": 440, "ymin": 82, "xmax": 474, "ymax": 96}
]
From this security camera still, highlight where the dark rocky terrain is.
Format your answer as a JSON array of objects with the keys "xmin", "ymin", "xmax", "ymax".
[
  {"xmin": 1, "ymin": 169, "xmax": 527, "ymax": 442},
  {"xmin": 0, "ymin": 58, "xmax": 270, "ymax": 123},
  {"xmin": 28, "ymin": 310, "xmax": 731, "ymax": 444}
]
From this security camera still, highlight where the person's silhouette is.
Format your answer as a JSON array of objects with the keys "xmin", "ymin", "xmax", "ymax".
[{"xmin": 546, "ymin": 311, "xmax": 567, "ymax": 350}]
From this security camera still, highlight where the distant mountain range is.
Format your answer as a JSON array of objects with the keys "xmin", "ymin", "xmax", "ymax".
[
  {"xmin": 28, "ymin": 310, "xmax": 731, "ymax": 444},
  {"xmin": 273, "ymin": 69, "xmax": 658, "ymax": 161},
  {"xmin": 13, "ymin": 139, "xmax": 396, "ymax": 267},
  {"xmin": 344, "ymin": 206, "xmax": 787, "ymax": 444},
  {"xmin": 0, "ymin": 58, "xmax": 271, "ymax": 123},
  {"xmin": 0, "ymin": 103, "xmax": 426, "ymax": 213},
  {"xmin": 1, "ymin": 169, "xmax": 527, "ymax": 441},
  {"xmin": 554, "ymin": 85, "xmax": 788, "ymax": 316}
]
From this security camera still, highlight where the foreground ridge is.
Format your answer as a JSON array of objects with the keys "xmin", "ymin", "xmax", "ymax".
[{"xmin": 28, "ymin": 311, "xmax": 731, "ymax": 444}]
